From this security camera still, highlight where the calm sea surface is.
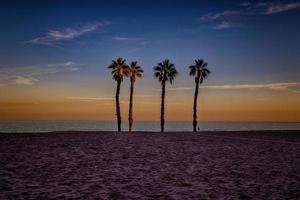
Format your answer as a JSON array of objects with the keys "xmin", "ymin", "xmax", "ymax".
[{"xmin": 0, "ymin": 121, "xmax": 300, "ymax": 133}]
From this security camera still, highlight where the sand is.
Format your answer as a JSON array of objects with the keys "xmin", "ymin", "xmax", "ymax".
[{"xmin": 0, "ymin": 131, "xmax": 300, "ymax": 199}]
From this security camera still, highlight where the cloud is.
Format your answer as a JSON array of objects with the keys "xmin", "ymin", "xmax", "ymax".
[
  {"xmin": 154, "ymin": 87, "xmax": 192, "ymax": 92},
  {"xmin": 48, "ymin": 61, "xmax": 75, "ymax": 67},
  {"xmin": 264, "ymin": 2, "xmax": 300, "ymax": 15},
  {"xmin": 27, "ymin": 23, "xmax": 106, "ymax": 46},
  {"xmin": 64, "ymin": 97, "xmax": 130, "ymax": 104},
  {"xmin": 212, "ymin": 21, "xmax": 235, "ymax": 30},
  {"xmin": 135, "ymin": 94, "xmax": 156, "ymax": 97},
  {"xmin": 292, "ymin": 90, "xmax": 300, "ymax": 93},
  {"xmin": 240, "ymin": 2, "xmax": 251, "ymax": 7},
  {"xmin": 113, "ymin": 36, "xmax": 142, "ymax": 41},
  {"xmin": 65, "ymin": 96, "xmax": 162, "ymax": 105},
  {"xmin": 15, "ymin": 76, "xmax": 37, "ymax": 85},
  {"xmin": 164, "ymin": 82, "xmax": 300, "ymax": 93},
  {"xmin": 202, "ymin": 82, "xmax": 300, "ymax": 92},
  {"xmin": 200, "ymin": 2, "xmax": 300, "ymax": 24},
  {"xmin": 167, "ymin": 87, "xmax": 193, "ymax": 91},
  {"xmin": 240, "ymin": 2, "xmax": 300, "ymax": 15},
  {"xmin": 0, "ymin": 61, "xmax": 80, "ymax": 86},
  {"xmin": 200, "ymin": 10, "xmax": 242, "ymax": 21},
  {"xmin": 64, "ymin": 97, "xmax": 114, "ymax": 101},
  {"xmin": 47, "ymin": 61, "xmax": 80, "ymax": 71}
]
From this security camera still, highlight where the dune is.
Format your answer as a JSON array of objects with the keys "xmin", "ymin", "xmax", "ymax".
[{"xmin": 0, "ymin": 131, "xmax": 299, "ymax": 199}]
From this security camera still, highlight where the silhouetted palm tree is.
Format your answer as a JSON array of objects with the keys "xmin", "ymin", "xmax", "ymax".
[
  {"xmin": 108, "ymin": 57, "xmax": 129, "ymax": 132},
  {"xmin": 154, "ymin": 59, "xmax": 178, "ymax": 132},
  {"xmin": 128, "ymin": 61, "xmax": 143, "ymax": 132},
  {"xmin": 189, "ymin": 59, "xmax": 210, "ymax": 132}
]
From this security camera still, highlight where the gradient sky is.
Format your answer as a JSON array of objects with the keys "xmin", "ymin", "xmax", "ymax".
[{"xmin": 0, "ymin": 0, "xmax": 300, "ymax": 121}]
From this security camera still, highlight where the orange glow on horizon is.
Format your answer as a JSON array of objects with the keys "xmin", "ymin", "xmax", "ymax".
[{"xmin": 1, "ymin": 85, "xmax": 300, "ymax": 122}]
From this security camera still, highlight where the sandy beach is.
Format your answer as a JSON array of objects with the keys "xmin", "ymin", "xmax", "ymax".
[{"xmin": 0, "ymin": 131, "xmax": 300, "ymax": 199}]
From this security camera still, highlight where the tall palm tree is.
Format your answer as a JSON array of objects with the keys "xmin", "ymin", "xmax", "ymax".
[
  {"xmin": 154, "ymin": 59, "xmax": 178, "ymax": 132},
  {"xmin": 128, "ymin": 61, "xmax": 143, "ymax": 132},
  {"xmin": 189, "ymin": 59, "xmax": 210, "ymax": 132},
  {"xmin": 108, "ymin": 57, "xmax": 129, "ymax": 132}
]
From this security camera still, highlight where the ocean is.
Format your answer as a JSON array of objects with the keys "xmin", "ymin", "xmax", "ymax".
[{"xmin": 0, "ymin": 121, "xmax": 300, "ymax": 132}]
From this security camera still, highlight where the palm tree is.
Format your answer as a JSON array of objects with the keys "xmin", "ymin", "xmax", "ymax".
[
  {"xmin": 154, "ymin": 59, "xmax": 178, "ymax": 132},
  {"xmin": 128, "ymin": 61, "xmax": 143, "ymax": 132},
  {"xmin": 189, "ymin": 59, "xmax": 210, "ymax": 132},
  {"xmin": 108, "ymin": 57, "xmax": 129, "ymax": 132}
]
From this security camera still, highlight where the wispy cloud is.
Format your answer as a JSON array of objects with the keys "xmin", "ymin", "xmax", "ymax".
[
  {"xmin": 112, "ymin": 36, "xmax": 142, "ymax": 41},
  {"xmin": 240, "ymin": 2, "xmax": 251, "ymax": 7},
  {"xmin": 48, "ymin": 61, "xmax": 76, "ymax": 67},
  {"xmin": 164, "ymin": 82, "xmax": 300, "ymax": 93},
  {"xmin": 202, "ymin": 82, "xmax": 300, "ymax": 91},
  {"xmin": 0, "ymin": 61, "xmax": 80, "ymax": 86},
  {"xmin": 212, "ymin": 21, "xmax": 235, "ymax": 30},
  {"xmin": 47, "ymin": 61, "xmax": 80, "ymax": 71},
  {"xmin": 167, "ymin": 87, "xmax": 193, "ymax": 91},
  {"xmin": 65, "ymin": 96, "xmax": 162, "ymax": 105},
  {"xmin": 27, "ymin": 23, "xmax": 107, "ymax": 46},
  {"xmin": 200, "ymin": 10, "xmax": 242, "ymax": 21},
  {"xmin": 292, "ymin": 90, "xmax": 300, "ymax": 93},
  {"xmin": 64, "ymin": 96, "xmax": 130, "ymax": 104},
  {"xmin": 200, "ymin": 2, "xmax": 300, "ymax": 28},
  {"xmin": 64, "ymin": 97, "xmax": 114, "ymax": 101},
  {"xmin": 14, "ymin": 76, "xmax": 38, "ymax": 85},
  {"xmin": 155, "ymin": 87, "xmax": 192, "ymax": 92},
  {"xmin": 264, "ymin": 2, "xmax": 300, "ymax": 15},
  {"xmin": 135, "ymin": 94, "xmax": 156, "ymax": 97}
]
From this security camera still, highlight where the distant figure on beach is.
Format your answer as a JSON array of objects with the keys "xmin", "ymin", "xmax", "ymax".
[{"xmin": 198, "ymin": 127, "xmax": 200, "ymax": 132}]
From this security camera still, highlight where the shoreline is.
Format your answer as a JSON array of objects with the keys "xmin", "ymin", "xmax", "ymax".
[{"xmin": 1, "ymin": 129, "xmax": 300, "ymax": 133}]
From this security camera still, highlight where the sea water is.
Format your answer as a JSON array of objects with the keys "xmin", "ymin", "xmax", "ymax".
[{"xmin": 0, "ymin": 121, "xmax": 300, "ymax": 132}]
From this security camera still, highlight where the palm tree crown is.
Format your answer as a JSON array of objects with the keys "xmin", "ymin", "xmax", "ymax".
[
  {"xmin": 189, "ymin": 59, "xmax": 210, "ymax": 83},
  {"xmin": 108, "ymin": 57, "xmax": 130, "ymax": 82},
  {"xmin": 129, "ymin": 61, "xmax": 143, "ymax": 82},
  {"xmin": 154, "ymin": 59, "xmax": 178, "ymax": 84}
]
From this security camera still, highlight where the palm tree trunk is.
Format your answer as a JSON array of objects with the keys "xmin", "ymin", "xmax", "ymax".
[
  {"xmin": 193, "ymin": 77, "xmax": 200, "ymax": 132},
  {"xmin": 128, "ymin": 77, "xmax": 134, "ymax": 132},
  {"xmin": 115, "ymin": 80, "xmax": 122, "ymax": 132},
  {"xmin": 161, "ymin": 80, "xmax": 166, "ymax": 132}
]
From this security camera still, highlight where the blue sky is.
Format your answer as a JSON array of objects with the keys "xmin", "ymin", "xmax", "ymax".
[
  {"xmin": 0, "ymin": 0, "xmax": 300, "ymax": 121},
  {"xmin": 1, "ymin": 0, "xmax": 300, "ymax": 82}
]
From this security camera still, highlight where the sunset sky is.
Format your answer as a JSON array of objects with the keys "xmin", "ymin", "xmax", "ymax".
[{"xmin": 0, "ymin": 0, "xmax": 300, "ymax": 121}]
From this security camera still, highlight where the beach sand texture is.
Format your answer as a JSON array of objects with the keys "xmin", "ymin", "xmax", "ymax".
[{"xmin": 1, "ymin": 131, "xmax": 300, "ymax": 199}]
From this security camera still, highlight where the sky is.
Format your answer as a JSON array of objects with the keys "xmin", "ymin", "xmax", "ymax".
[{"xmin": 0, "ymin": 0, "xmax": 300, "ymax": 121}]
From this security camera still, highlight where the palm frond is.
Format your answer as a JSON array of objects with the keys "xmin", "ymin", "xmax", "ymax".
[
  {"xmin": 189, "ymin": 65, "xmax": 196, "ymax": 76},
  {"xmin": 189, "ymin": 58, "xmax": 211, "ymax": 84},
  {"xmin": 128, "ymin": 61, "xmax": 143, "ymax": 81},
  {"xmin": 154, "ymin": 71, "xmax": 162, "ymax": 78},
  {"xmin": 108, "ymin": 57, "xmax": 129, "ymax": 82},
  {"xmin": 154, "ymin": 66, "xmax": 162, "ymax": 72},
  {"xmin": 154, "ymin": 59, "xmax": 177, "ymax": 84}
]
